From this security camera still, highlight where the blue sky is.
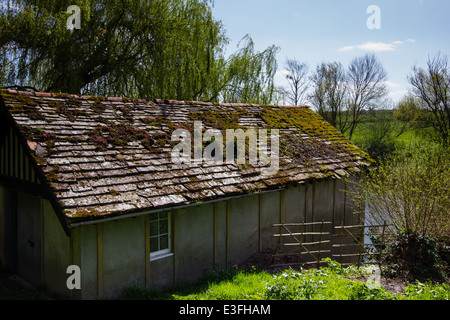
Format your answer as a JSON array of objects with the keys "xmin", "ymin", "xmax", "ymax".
[{"xmin": 212, "ymin": 0, "xmax": 450, "ymax": 104}]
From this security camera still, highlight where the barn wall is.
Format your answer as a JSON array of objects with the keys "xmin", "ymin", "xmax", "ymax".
[
  {"xmin": 227, "ymin": 195, "xmax": 260, "ymax": 265},
  {"xmin": 331, "ymin": 176, "xmax": 363, "ymax": 264},
  {"xmin": 260, "ymin": 191, "xmax": 280, "ymax": 250},
  {"xmin": 101, "ymin": 216, "xmax": 146, "ymax": 298},
  {"xmin": 345, "ymin": 175, "xmax": 361, "ymax": 226},
  {"xmin": 35, "ymin": 176, "xmax": 361, "ymax": 299},
  {"xmin": 73, "ymin": 224, "xmax": 98, "ymax": 300},
  {"xmin": 173, "ymin": 204, "xmax": 215, "ymax": 284},
  {"xmin": 213, "ymin": 201, "xmax": 227, "ymax": 267},
  {"xmin": 42, "ymin": 199, "xmax": 72, "ymax": 298}
]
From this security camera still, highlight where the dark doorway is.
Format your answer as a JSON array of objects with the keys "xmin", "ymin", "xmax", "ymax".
[{"xmin": 4, "ymin": 189, "xmax": 42, "ymax": 285}]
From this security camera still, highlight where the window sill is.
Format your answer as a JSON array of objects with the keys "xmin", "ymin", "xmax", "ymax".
[{"xmin": 150, "ymin": 252, "xmax": 173, "ymax": 262}]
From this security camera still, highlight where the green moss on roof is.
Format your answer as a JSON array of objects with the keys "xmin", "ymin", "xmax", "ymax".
[
  {"xmin": 188, "ymin": 109, "xmax": 242, "ymax": 130},
  {"xmin": 261, "ymin": 107, "xmax": 373, "ymax": 164},
  {"xmin": 90, "ymin": 99, "xmax": 106, "ymax": 113},
  {"xmin": 69, "ymin": 208, "xmax": 104, "ymax": 219},
  {"xmin": 88, "ymin": 123, "xmax": 156, "ymax": 150},
  {"xmin": 1, "ymin": 89, "xmax": 374, "ymax": 222},
  {"xmin": 2, "ymin": 93, "xmax": 46, "ymax": 120},
  {"xmin": 261, "ymin": 107, "xmax": 340, "ymax": 138}
]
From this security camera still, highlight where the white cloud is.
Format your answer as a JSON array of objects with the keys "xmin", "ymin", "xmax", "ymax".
[
  {"xmin": 383, "ymin": 81, "xmax": 408, "ymax": 104},
  {"xmin": 338, "ymin": 45, "xmax": 355, "ymax": 52},
  {"xmin": 388, "ymin": 89, "xmax": 408, "ymax": 103},
  {"xmin": 339, "ymin": 39, "xmax": 416, "ymax": 52},
  {"xmin": 357, "ymin": 42, "xmax": 396, "ymax": 52},
  {"xmin": 384, "ymin": 81, "xmax": 401, "ymax": 89}
]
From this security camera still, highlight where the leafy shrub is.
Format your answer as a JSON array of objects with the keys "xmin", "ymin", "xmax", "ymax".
[
  {"xmin": 362, "ymin": 137, "xmax": 396, "ymax": 162},
  {"xmin": 199, "ymin": 265, "xmax": 240, "ymax": 284},
  {"xmin": 382, "ymin": 231, "xmax": 447, "ymax": 283},
  {"xmin": 117, "ymin": 260, "xmax": 449, "ymax": 300},
  {"xmin": 347, "ymin": 281, "xmax": 393, "ymax": 300},
  {"xmin": 264, "ymin": 269, "xmax": 324, "ymax": 300},
  {"xmin": 352, "ymin": 143, "xmax": 450, "ymax": 243},
  {"xmin": 403, "ymin": 281, "xmax": 450, "ymax": 300},
  {"xmin": 357, "ymin": 112, "xmax": 400, "ymax": 161}
]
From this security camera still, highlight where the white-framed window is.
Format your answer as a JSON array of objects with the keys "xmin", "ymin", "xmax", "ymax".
[{"xmin": 149, "ymin": 211, "xmax": 172, "ymax": 260}]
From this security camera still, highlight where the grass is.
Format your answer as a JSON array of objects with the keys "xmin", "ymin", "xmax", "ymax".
[
  {"xmin": 1, "ymin": 253, "xmax": 447, "ymax": 300},
  {"xmin": 342, "ymin": 110, "xmax": 442, "ymax": 164},
  {"xmin": 118, "ymin": 259, "xmax": 449, "ymax": 301}
]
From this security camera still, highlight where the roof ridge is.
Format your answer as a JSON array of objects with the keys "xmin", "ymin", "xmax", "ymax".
[
  {"xmin": 0, "ymin": 88, "xmax": 371, "ymax": 223},
  {"xmin": 2, "ymin": 89, "xmax": 309, "ymax": 109}
]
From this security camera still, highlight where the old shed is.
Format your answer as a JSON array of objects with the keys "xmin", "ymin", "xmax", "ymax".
[{"xmin": 0, "ymin": 89, "xmax": 372, "ymax": 299}]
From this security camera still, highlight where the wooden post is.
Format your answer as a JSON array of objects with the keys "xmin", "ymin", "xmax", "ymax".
[
  {"xmin": 317, "ymin": 220, "xmax": 324, "ymax": 268},
  {"xmin": 213, "ymin": 204, "xmax": 218, "ymax": 265},
  {"xmin": 258, "ymin": 194, "xmax": 262, "ymax": 252},
  {"xmin": 339, "ymin": 221, "xmax": 344, "ymax": 264},
  {"xmin": 145, "ymin": 215, "xmax": 150, "ymax": 287},
  {"xmin": 172, "ymin": 210, "xmax": 178, "ymax": 286},
  {"xmin": 97, "ymin": 224, "xmax": 103, "ymax": 299},
  {"xmin": 357, "ymin": 225, "xmax": 362, "ymax": 267},
  {"xmin": 298, "ymin": 222, "xmax": 304, "ymax": 264},
  {"xmin": 226, "ymin": 200, "xmax": 230, "ymax": 266}
]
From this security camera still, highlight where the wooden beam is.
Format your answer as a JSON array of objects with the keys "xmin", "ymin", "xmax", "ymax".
[
  {"xmin": 172, "ymin": 210, "xmax": 178, "ymax": 286},
  {"xmin": 0, "ymin": 175, "xmax": 44, "ymax": 197},
  {"xmin": 280, "ymin": 190, "xmax": 284, "ymax": 224},
  {"xmin": 226, "ymin": 200, "xmax": 230, "ymax": 265},
  {"xmin": 145, "ymin": 215, "xmax": 150, "ymax": 287},
  {"xmin": 213, "ymin": 203, "xmax": 218, "ymax": 265},
  {"xmin": 97, "ymin": 224, "xmax": 103, "ymax": 299},
  {"xmin": 258, "ymin": 194, "xmax": 262, "ymax": 252},
  {"xmin": 40, "ymin": 198, "xmax": 44, "ymax": 285}
]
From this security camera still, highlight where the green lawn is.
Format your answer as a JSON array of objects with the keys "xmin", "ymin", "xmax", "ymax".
[
  {"xmin": 2, "ymin": 260, "xmax": 447, "ymax": 300},
  {"xmin": 119, "ymin": 260, "xmax": 449, "ymax": 301}
]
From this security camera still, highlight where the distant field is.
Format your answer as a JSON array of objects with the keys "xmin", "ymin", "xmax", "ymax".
[{"xmin": 343, "ymin": 110, "xmax": 431, "ymax": 151}]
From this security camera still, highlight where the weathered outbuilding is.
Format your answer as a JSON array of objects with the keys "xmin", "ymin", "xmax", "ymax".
[{"xmin": 0, "ymin": 89, "xmax": 372, "ymax": 299}]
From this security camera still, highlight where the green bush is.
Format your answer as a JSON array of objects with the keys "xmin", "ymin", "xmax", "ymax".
[
  {"xmin": 264, "ymin": 269, "xmax": 325, "ymax": 300},
  {"xmin": 362, "ymin": 137, "xmax": 396, "ymax": 162},
  {"xmin": 403, "ymin": 281, "xmax": 450, "ymax": 300},
  {"xmin": 347, "ymin": 281, "xmax": 394, "ymax": 300},
  {"xmin": 353, "ymin": 143, "xmax": 450, "ymax": 243},
  {"xmin": 383, "ymin": 231, "xmax": 447, "ymax": 283}
]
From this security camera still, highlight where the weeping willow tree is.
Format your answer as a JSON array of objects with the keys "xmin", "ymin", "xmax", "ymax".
[
  {"xmin": 219, "ymin": 35, "xmax": 280, "ymax": 105},
  {"xmin": 0, "ymin": 0, "xmax": 280, "ymax": 104}
]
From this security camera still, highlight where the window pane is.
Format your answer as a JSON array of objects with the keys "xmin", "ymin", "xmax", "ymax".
[
  {"xmin": 160, "ymin": 235, "xmax": 169, "ymax": 250},
  {"xmin": 150, "ymin": 221, "xmax": 159, "ymax": 236},
  {"xmin": 159, "ymin": 219, "xmax": 168, "ymax": 234},
  {"xmin": 149, "ymin": 211, "xmax": 171, "ymax": 256},
  {"xmin": 150, "ymin": 237, "xmax": 159, "ymax": 252},
  {"xmin": 160, "ymin": 212, "xmax": 168, "ymax": 220}
]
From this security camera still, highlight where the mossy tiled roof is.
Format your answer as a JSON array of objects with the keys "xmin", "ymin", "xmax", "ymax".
[{"xmin": 0, "ymin": 89, "xmax": 372, "ymax": 224}]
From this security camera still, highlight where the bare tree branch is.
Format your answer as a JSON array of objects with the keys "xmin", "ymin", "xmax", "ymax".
[
  {"xmin": 282, "ymin": 58, "xmax": 309, "ymax": 106},
  {"xmin": 408, "ymin": 53, "xmax": 450, "ymax": 146},
  {"xmin": 347, "ymin": 54, "xmax": 388, "ymax": 140}
]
